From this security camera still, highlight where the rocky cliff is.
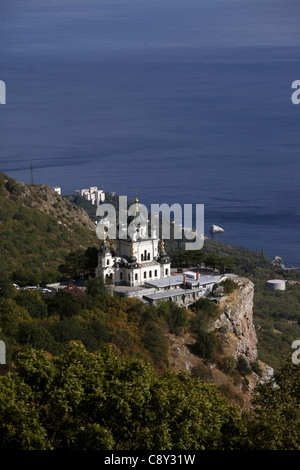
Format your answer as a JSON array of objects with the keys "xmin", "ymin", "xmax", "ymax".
[
  {"xmin": 210, "ymin": 277, "xmax": 258, "ymax": 363},
  {"xmin": 167, "ymin": 276, "xmax": 273, "ymax": 409},
  {"xmin": 168, "ymin": 277, "xmax": 259, "ymax": 371}
]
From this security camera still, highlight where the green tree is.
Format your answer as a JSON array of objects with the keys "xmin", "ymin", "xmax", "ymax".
[
  {"xmin": 0, "ymin": 298, "xmax": 32, "ymax": 339},
  {"xmin": 168, "ymin": 303, "xmax": 189, "ymax": 334},
  {"xmin": 236, "ymin": 356, "xmax": 252, "ymax": 377},
  {"xmin": 86, "ymin": 275, "xmax": 111, "ymax": 297},
  {"xmin": 247, "ymin": 357, "xmax": 300, "ymax": 449},
  {"xmin": 0, "ymin": 343, "xmax": 246, "ymax": 450},
  {"xmin": 191, "ymin": 330, "xmax": 219, "ymax": 360},
  {"xmin": 15, "ymin": 291, "xmax": 48, "ymax": 319},
  {"xmin": 0, "ymin": 279, "xmax": 17, "ymax": 299},
  {"xmin": 156, "ymin": 300, "xmax": 188, "ymax": 334},
  {"xmin": 18, "ymin": 322, "xmax": 57, "ymax": 352},
  {"xmin": 58, "ymin": 249, "xmax": 86, "ymax": 279},
  {"xmin": 45, "ymin": 290, "xmax": 82, "ymax": 319},
  {"xmin": 0, "ymin": 374, "xmax": 51, "ymax": 450},
  {"xmin": 142, "ymin": 324, "xmax": 168, "ymax": 368},
  {"xmin": 190, "ymin": 298, "xmax": 219, "ymax": 330}
]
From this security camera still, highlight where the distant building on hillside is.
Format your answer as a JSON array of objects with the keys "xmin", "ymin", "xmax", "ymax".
[
  {"xmin": 75, "ymin": 186, "xmax": 105, "ymax": 206},
  {"xmin": 267, "ymin": 279, "xmax": 286, "ymax": 291},
  {"xmin": 64, "ymin": 281, "xmax": 86, "ymax": 297},
  {"xmin": 53, "ymin": 187, "xmax": 61, "ymax": 195}
]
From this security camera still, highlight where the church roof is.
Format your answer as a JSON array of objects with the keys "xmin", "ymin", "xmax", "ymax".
[
  {"xmin": 158, "ymin": 239, "xmax": 170, "ymax": 263},
  {"xmin": 138, "ymin": 260, "xmax": 160, "ymax": 268},
  {"xmin": 99, "ymin": 239, "xmax": 111, "ymax": 256}
]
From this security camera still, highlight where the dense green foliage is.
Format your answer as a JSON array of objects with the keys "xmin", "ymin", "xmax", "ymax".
[
  {"xmin": 156, "ymin": 300, "xmax": 189, "ymax": 334},
  {"xmin": 246, "ymin": 357, "xmax": 300, "ymax": 449},
  {"xmin": 0, "ymin": 343, "xmax": 246, "ymax": 450},
  {"xmin": 253, "ymin": 282, "xmax": 300, "ymax": 369},
  {"xmin": 171, "ymin": 249, "xmax": 235, "ymax": 273},
  {"xmin": 189, "ymin": 299, "xmax": 222, "ymax": 360},
  {"xmin": 0, "ymin": 174, "xmax": 98, "ymax": 285},
  {"xmin": 215, "ymin": 278, "xmax": 238, "ymax": 295},
  {"xmin": 201, "ymin": 239, "xmax": 274, "ymax": 277},
  {"xmin": 58, "ymin": 247, "xmax": 99, "ymax": 280},
  {"xmin": 2, "ymin": 343, "xmax": 300, "ymax": 450},
  {"xmin": 0, "ymin": 279, "xmax": 191, "ymax": 371}
]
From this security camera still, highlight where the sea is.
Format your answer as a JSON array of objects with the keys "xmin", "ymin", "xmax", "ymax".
[{"xmin": 1, "ymin": 0, "xmax": 300, "ymax": 266}]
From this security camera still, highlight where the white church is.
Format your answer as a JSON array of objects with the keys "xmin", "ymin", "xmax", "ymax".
[
  {"xmin": 95, "ymin": 194, "xmax": 223, "ymax": 306},
  {"xmin": 95, "ymin": 194, "xmax": 171, "ymax": 287}
]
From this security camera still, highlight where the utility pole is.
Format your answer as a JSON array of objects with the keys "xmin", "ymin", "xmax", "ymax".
[{"xmin": 30, "ymin": 162, "xmax": 34, "ymax": 185}]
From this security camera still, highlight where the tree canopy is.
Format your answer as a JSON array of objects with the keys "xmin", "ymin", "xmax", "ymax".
[{"xmin": 0, "ymin": 343, "xmax": 246, "ymax": 450}]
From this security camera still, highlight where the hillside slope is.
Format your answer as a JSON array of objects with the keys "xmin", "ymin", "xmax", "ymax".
[
  {"xmin": 167, "ymin": 277, "xmax": 273, "ymax": 409},
  {"xmin": 0, "ymin": 173, "xmax": 98, "ymax": 284}
]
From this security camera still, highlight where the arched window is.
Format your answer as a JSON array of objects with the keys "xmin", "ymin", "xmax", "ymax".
[
  {"xmin": 135, "ymin": 273, "xmax": 138, "ymax": 281},
  {"xmin": 165, "ymin": 268, "xmax": 169, "ymax": 276},
  {"xmin": 120, "ymin": 272, "xmax": 123, "ymax": 280},
  {"xmin": 141, "ymin": 254, "xmax": 144, "ymax": 261},
  {"xmin": 147, "ymin": 253, "xmax": 150, "ymax": 260},
  {"xmin": 149, "ymin": 271, "xmax": 152, "ymax": 278},
  {"xmin": 144, "ymin": 272, "xmax": 147, "ymax": 279},
  {"xmin": 154, "ymin": 270, "xmax": 157, "ymax": 277},
  {"xmin": 107, "ymin": 259, "xmax": 109, "ymax": 266}
]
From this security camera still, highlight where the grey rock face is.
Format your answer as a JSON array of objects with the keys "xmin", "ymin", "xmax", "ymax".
[{"xmin": 211, "ymin": 278, "xmax": 258, "ymax": 363}]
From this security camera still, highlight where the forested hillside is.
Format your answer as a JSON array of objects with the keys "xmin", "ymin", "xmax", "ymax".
[
  {"xmin": 1, "ymin": 175, "xmax": 300, "ymax": 449},
  {"xmin": 1, "ymin": 174, "xmax": 300, "ymax": 371},
  {"xmin": 0, "ymin": 173, "xmax": 98, "ymax": 284}
]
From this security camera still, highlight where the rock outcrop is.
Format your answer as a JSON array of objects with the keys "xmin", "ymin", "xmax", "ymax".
[
  {"xmin": 166, "ymin": 275, "xmax": 273, "ymax": 408},
  {"xmin": 210, "ymin": 224, "xmax": 225, "ymax": 234},
  {"xmin": 271, "ymin": 256, "xmax": 285, "ymax": 269},
  {"xmin": 210, "ymin": 277, "xmax": 258, "ymax": 363}
]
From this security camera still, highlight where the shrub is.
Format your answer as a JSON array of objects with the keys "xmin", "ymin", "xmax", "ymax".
[
  {"xmin": 236, "ymin": 356, "xmax": 252, "ymax": 376},
  {"xmin": 191, "ymin": 330, "xmax": 221, "ymax": 360},
  {"xmin": 191, "ymin": 363, "xmax": 213, "ymax": 381},
  {"xmin": 251, "ymin": 360, "xmax": 262, "ymax": 376},
  {"xmin": 218, "ymin": 356, "xmax": 236, "ymax": 375},
  {"xmin": 217, "ymin": 278, "xmax": 237, "ymax": 295},
  {"xmin": 168, "ymin": 303, "xmax": 189, "ymax": 334}
]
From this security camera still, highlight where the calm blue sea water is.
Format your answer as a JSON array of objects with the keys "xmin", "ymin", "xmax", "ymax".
[{"xmin": 1, "ymin": 0, "xmax": 300, "ymax": 265}]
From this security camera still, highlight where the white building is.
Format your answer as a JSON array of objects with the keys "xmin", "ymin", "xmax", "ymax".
[
  {"xmin": 267, "ymin": 279, "xmax": 286, "ymax": 291},
  {"xmin": 75, "ymin": 186, "xmax": 105, "ymax": 206},
  {"xmin": 96, "ymin": 194, "xmax": 171, "ymax": 287},
  {"xmin": 53, "ymin": 187, "xmax": 61, "ymax": 195},
  {"xmin": 95, "ymin": 195, "xmax": 222, "ymax": 306}
]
